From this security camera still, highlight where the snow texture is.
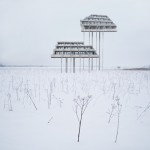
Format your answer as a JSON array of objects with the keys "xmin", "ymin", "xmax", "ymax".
[{"xmin": 0, "ymin": 68, "xmax": 150, "ymax": 150}]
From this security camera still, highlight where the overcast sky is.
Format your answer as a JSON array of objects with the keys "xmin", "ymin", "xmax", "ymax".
[{"xmin": 0, "ymin": 0, "xmax": 150, "ymax": 67}]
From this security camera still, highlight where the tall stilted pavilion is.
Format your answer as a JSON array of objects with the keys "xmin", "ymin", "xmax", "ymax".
[
  {"xmin": 51, "ymin": 41, "xmax": 99, "ymax": 73},
  {"xmin": 80, "ymin": 14, "xmax": 117, "ymax": 70},
  {"xmin": 51, "ymin": 14, "xmax": 117, "ymax": 73}
]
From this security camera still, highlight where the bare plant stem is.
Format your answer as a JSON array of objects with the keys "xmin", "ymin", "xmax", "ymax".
[
  {"xmin": 115, "ymin": 97, "xmax": 121, "ymax": 143},
  {"xmin": 27, "ymin": 90, "xmax": 37, "ymax": 110},
  {"xmin": 73, "ymin": 95, "xmax": 92, "ymax": 142},
  {"xmin": 46, "ymin": 89, "xmax": 52, "ymax": 109},
  {"xmin": 108, "ymin": 106, "xmax": 115, "ymax": 123},
  {"xmin": 137, "ymin": 102, "xmax": 150, "ymax": 120},
  {"xmin": 115, "ymin": 106, "xmax": 120, "ymax": 143},
  {"xmin": 78, "ymin": 115, "xmax": 82, "ymax": 142},
  {"xmin": 48, "ymin": 117, "xmax": 53, "ymax": 123},
  {"xmin": 112, "ymin": 83, "xmax": 116, "ymax": 100}
]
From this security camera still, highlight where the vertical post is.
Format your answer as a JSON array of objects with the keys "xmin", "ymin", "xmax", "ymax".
[
  {"xmin": 70, "ymin": 47, "xmax": 72, "ymax": 73},
  {"xmin": 89, "ymin": 32, "xmax": 90, "ymax": 45},
  {"xmin": 96, "ymin": 31, "xmax": 97, "ymax": 70},
  {"xmin": 92, "ymin": 32, "xmax": 93, "ymax": 46},
  {"xmin": 83, "ymin": 58, "xmax": 84, "ymax": 71},
  {"xmin": 66, "ymin": 58, "xmax": 68, "ymax": 73},
  {"xmin": 80, "ymin": 58, "xmax": 81, "ymax": 73},
  {"xmin": 61, "ymin": 58, "xmax": 62, "ymax": 73},
  {"xmin": 74, "ymin": 58, "xmax": 76, "ymax": 73},
  {"xmin": 102, "ymin": 32, "xmax": 104, "ymax": 70},
  {"xmin": 91, "ymin": 32, "xmax": 93, "ymax": 71},
  {"xmin": 73, "ymin": 58, "xmax": 75, "ymax": 73},
  {"xmin": 89, "ymin": 32, "xmax": 90, "ymax": 72},
  {"xmin": 70, "ymin": 58, "xmax": 72, "ymax": 73},
  {"xmin": 83, "ymin": 32, "xmax": 85, "ymax": 71},
  {"xmin": 73, "ymin": 58, "xmax": 74, "ymax": 73},
  {"xmin": 83, "ymin": 32, "xmax": 85, "ymax": 43},
  {"xmin": 99, "ymin": 32, "xmax": 101, "ymax": 70},
  {"xmin": 89, "ymin": 57, "xmax": 90, "ymax": 72}
]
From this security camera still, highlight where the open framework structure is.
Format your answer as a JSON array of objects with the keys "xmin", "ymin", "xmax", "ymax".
[{"xmin": 51, "ymin": 14, "xmax": 117, "ymax": 73}]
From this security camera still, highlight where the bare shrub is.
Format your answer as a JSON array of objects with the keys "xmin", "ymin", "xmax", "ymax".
[{"xmin": 73, "ymin": 95, "xmax": 92, "ymax": 142}]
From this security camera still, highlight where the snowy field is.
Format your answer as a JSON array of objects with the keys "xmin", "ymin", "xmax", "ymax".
[{"xmin": 0, "ymin": 67, "xmax": 150, "ymax": 150}]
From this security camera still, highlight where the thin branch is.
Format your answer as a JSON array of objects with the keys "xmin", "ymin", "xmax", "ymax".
[{"xmin": 137, "ymin": 102, "xmax": 150, "ymax": 120}]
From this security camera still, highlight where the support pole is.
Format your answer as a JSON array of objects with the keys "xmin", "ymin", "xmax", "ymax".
[
  {"xmin": 61, "ymin": 58, "xmax": 62, "ymax": 73},
  {"xmin": 96, "ymin": 31, "xmax": 97, "ymax": 70},
  {"xmin": 83, "ymin": 58, "xmax": 84, "ymax": 71},
  {"xmin": 89, "ymin": 32, "xmax": 91, "ymax": 72},
  {"xmin": 89, "ymin": 32, "xmax": 90, "ymax": 45},
  {"xmin": 92, "ymin": 32, "xmax": 93, "ymax": 46},
  {"xmin": 102, "ymin": 32, "xmax": 104, "ymax": 70},
  {"xmin": 74, "ymin": 58, "xmax": 76, "ymax": 73},
  {"xmin": 73, "ymin": 58, "xmax": 75, "ymax": 73},
  {"xmin": 66, "ymin": 58, "xmax": 68, "ymax": 73},
  {"xmin": 83, "ymin": 32, "xmax": 85, "ymax": 43},
  {"xmin": 83, "ymin": 32, "xmax": 85, "ymax": 71},
  {"xmin": 91, "ymin": 32, "xmax": 93, "ymax": 71},
  {"xmin": 70, "ymin": 58, "xmax": 72, "ymax": 73},
  {"xmin": 99, "ymin": 32, "xmax": 101, "ymax": 70},
  {"xmin": 80, "ymin": 58, "xmax": 81, "ymax": 73},
  {"xmin": 89, "ymin": 58, "xmax": 90, "ymax": 73}
]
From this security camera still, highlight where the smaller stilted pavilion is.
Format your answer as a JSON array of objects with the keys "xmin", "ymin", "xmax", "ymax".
[{"xmin": 51, "ymin": 41, "xmax": 99, "ymax": 73}]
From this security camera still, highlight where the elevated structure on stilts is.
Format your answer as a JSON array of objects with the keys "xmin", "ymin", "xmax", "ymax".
[
  {"xmin": 80, "ymin": 14, "xmax": 117, "ymax": 32},
  {"xmin": 80, "ymin": 14, "xmax": 117, "ymax": 70},
  {"xmin": 51, "ymin": 41, "xmax": 99, "ymax": 73},
  {"xmin": 51, "ymin": 14, "xmax": 117, "ymax": 73}
]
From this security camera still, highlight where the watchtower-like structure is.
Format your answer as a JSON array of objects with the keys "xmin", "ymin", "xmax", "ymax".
[
  {"xmin": 51, "ymin": 41, "xmax": 99, "ymax": 73},
  {"xmin": 80, "ymin": 14, "xmax": 117, "ymax": 70},
  {"xmin": 51, "ymin": 14, "xmax": 117, "ymax": 73}
]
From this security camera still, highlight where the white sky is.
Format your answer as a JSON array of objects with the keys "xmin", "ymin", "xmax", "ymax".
[{"xmin": 0, "ymin": 0, "xmax": 150, "ymax": 67}]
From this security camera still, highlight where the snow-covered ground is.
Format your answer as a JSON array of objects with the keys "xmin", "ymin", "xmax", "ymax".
[{"xmin": 0, "ymin": 68, "xmax": 150, "ymax": 150}]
